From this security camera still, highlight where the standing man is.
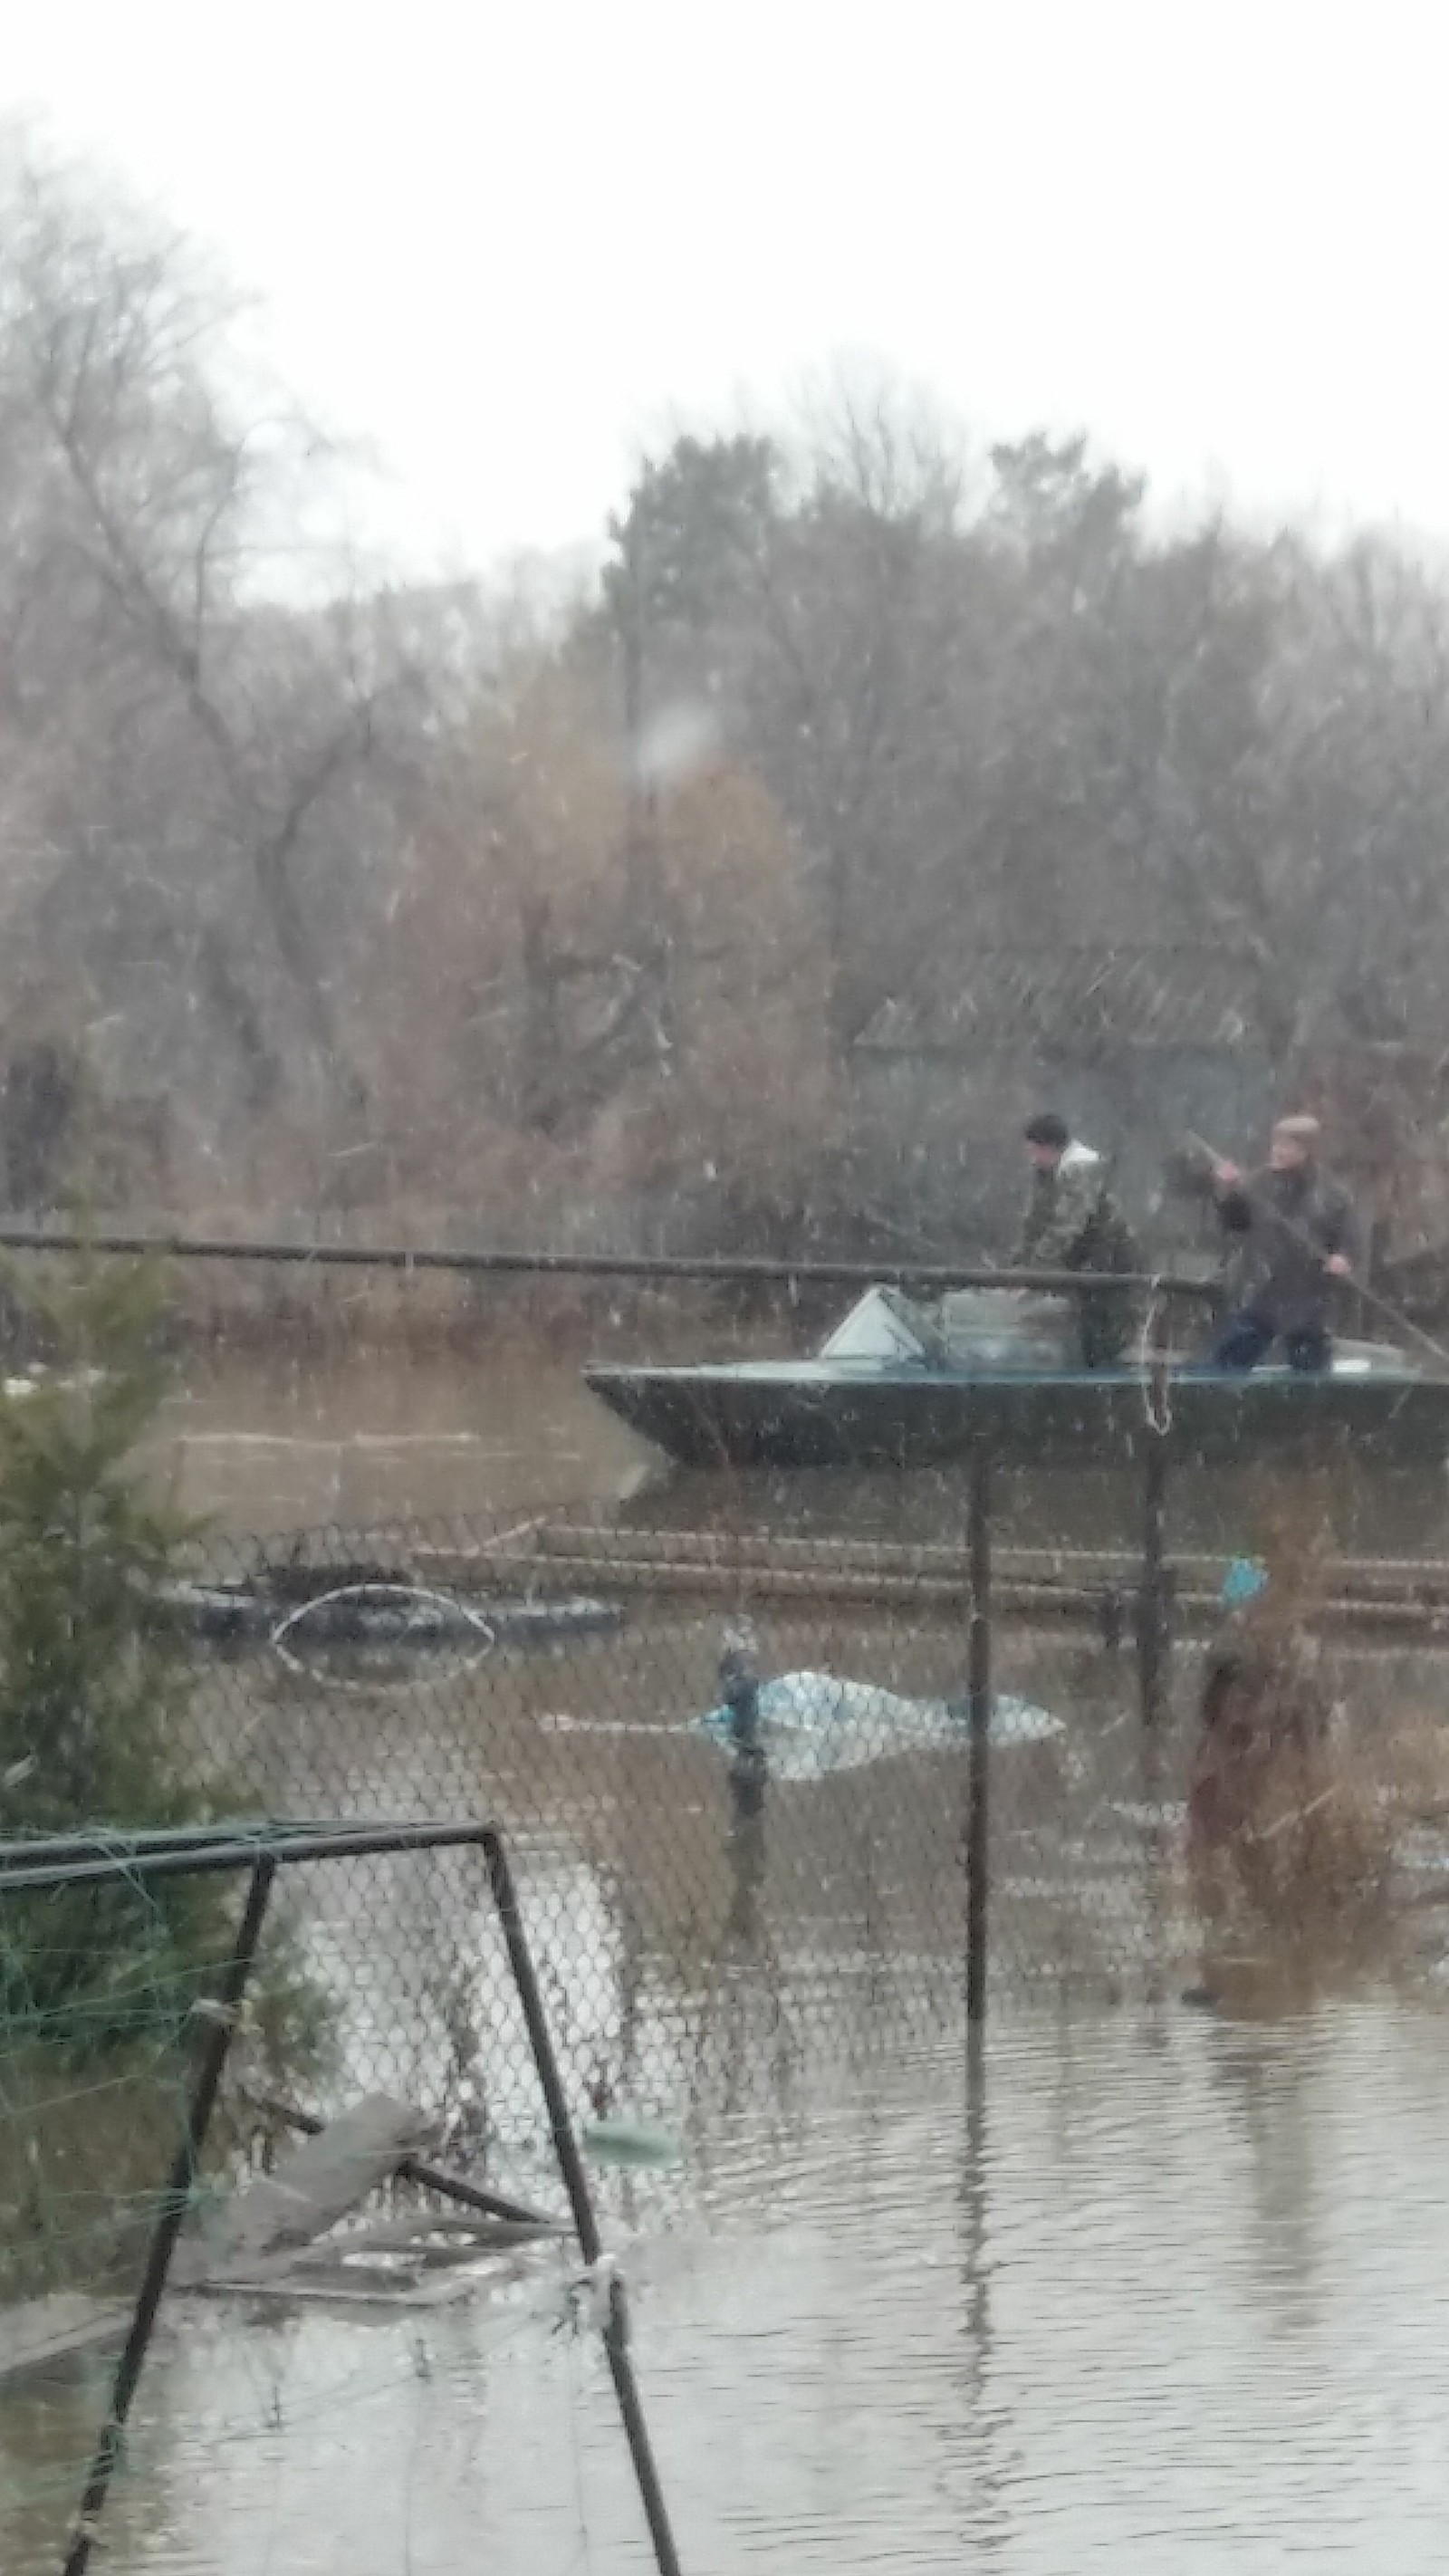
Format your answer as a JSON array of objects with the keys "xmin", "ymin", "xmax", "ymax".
[
  {"xmin": 1209, "ymin": 1115, "xmax": 1358, "ymax": 1373},
  {"xmin": 1017, "ymin": 1112, "xmax": 1137, "ymax": 1368}
]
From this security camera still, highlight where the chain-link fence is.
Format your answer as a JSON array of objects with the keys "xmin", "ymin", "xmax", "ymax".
[
  {"xmin": 139, "ymin": 1491, "xmax": 1449, "ymax": 2134},
  {"xmin": 125, "ymin": 1499, "xmax": 1199, "ymax": 2144},
  {"xmin": 13, "ymin": 1476, "xmax": 1449, "ymax": 2187},
  {"xmin": 8, "ymin": 1461, "xmax": 1449, "ymax": 2562},
  {"xmin": 0, "ymin": 1819, "xmax": 676, "ymax": 2576}
]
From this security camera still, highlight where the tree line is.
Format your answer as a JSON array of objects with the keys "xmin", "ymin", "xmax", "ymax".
[{"xmin": 3, "ymin": 127, "xmax": 1448, "ymax": 1258}]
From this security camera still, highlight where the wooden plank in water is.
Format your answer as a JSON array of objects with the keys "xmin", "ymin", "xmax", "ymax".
[
  {"xmin": 417, "ymin": 1529, "xmax": 1449, "ymax": 1634},
  {"xmin": 513, "ymin": 1549, "xmax": 1449, "ymax": 1636},
  {"xmin": 523, "ymin": 1523, "xmax": 1192, "ymax": 1580},
  {"xmin": 189, "ymin": 2210, "xmax": 554, "ymax": 2304},
  {"xmin": 508, "ymin": 1523, "xmax": 1449, "ymax": 1609},
  {"xmin": 177, "ymin": 2094, "xmax": 436, "ymax": 2286},
  {"xmin": 0, "ymin": 2293, "xmax": 130, "ymax": 2380}
]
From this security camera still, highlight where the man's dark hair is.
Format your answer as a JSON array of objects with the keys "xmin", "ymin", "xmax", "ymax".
[{"xmin": 1023, "ymin": 1112, "xmax": 1070, "ymax": 1151}]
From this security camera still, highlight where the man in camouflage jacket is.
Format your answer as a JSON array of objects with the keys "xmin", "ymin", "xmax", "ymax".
[{"xmin": 1016, "ymin": 1112, "xmax": 1137, "ymax": 1368}]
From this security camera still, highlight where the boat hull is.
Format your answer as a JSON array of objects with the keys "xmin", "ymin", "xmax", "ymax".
[{"xmin": 585, "ymin": 1360, "xmax": 1449, "ymax": 1470}]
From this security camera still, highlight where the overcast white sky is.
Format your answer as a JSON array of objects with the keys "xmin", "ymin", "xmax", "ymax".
[{"xmin": 4, "ymin": 0, "xmax": 1446, "ymax": 579}]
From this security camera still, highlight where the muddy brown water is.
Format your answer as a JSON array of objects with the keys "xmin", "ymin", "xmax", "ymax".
[
  {"xmin": 7, "ymin": 1341, "xmax": 1449, "ymax": 2570},
  {"xmin": 151, "ymin": 1339, "xmax": 1449, "ymax": 1559},
  {"xmin": 148, "ymin": 1344, "xmax": 648, "ymax": 1533},
  {"xmin": 7, "ymin": 2005, "xmax": 1449, "ymax": 2572}
]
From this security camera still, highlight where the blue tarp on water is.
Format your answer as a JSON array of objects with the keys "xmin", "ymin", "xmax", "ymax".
[{"xmin": 698, "ymin": 1670, "xmax": 1062, "ymax": 1781}]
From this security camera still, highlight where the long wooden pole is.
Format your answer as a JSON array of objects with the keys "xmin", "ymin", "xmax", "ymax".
[{"xmin": 0, "ymin": 1225, "xmax": 1216, "ymax": 1301}]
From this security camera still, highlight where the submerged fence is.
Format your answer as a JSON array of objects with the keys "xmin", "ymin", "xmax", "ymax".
[
  {"xmin": 13, "ymin": 1461, "xmax": 1449, "ymax": 2187},
  {"xmin": 0, "ymin": 1465, "xmax": 1216, "ymax": 2170},
  {"xmin": 6, "ymin": 1233, "xmax": 1449, "ymax": 2417},
  {"xmin": 8, "ymin": 1473, "xmax": 1449, "ymax": 2563},
  {"xmin": 3, "ymin": 1477, "xmax": 1198, "ymax": 2208},
  {"xmin": 0, "ymin": 1821, "xmax": 682, "ymax": 2576}
]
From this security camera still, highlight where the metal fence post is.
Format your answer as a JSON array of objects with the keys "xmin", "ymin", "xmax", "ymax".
[
  {"xmin": 1138, "ymin": 1437, "xmax": 1170, "ymax": 1727},
  {"xmin": 1137, "ymin": 1294, "xmax": 1174, "ymax": 1730},
  {"xmin": 484, "ymin": 1825, "xmax": 683, "ymax": 2576},
  {"xmin": 966, "ymin": 1444, "xmax": 992, "ymax": 2024},
  {"xmin": 63, "ymin": 1855, "xmax": 277, "ymax": 2576},
  {"xmin": 720, "ymin": 1637, "xmax": 767, "ymax": 1950},
  {"xmin": 720, "ymin": 1635, "xmax": 766, "ymax": 1826}
]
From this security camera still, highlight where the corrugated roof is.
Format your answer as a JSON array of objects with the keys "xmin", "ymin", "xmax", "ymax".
[{"xmin": 856, "ymin": 947, "xmax": 1254, "ymax": 1054}]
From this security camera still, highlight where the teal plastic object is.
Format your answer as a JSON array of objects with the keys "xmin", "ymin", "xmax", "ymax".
[
  {"xmin": 1221, "ymin": 1556, "xmax": 1268, "ymax": 1608},
  {"xmin": 581, "ymin": 2121, "xmax": 682, "ymax": 2168}
]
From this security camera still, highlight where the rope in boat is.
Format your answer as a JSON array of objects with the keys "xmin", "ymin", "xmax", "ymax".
[{"xmin": 1138, "ymin": 1283, "xmax": 1175, "ymax": 1436}]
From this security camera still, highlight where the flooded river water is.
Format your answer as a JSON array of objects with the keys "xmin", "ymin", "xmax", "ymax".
[
  {"xmin": 150, "ymin": 1335, "xmax": 1449, "ymax": 1558},
  {"xmin": 7, "ymin": 2000, "xmax": 1449, "ymax": 2572},
  {"xmin": 148, "ymin": 1343, "xmax": 648, "ymax": 1533},
  {"xmin": 8, "ymin": 1340, "xmax": 1449, "ymax": 2570}
]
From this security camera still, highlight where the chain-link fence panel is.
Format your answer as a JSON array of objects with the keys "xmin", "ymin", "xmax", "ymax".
[
  {"xmin": 138, "ymin": 1502, "xmax": 1219, "ymax": 2147},
  {"xmin": 31, "ymin": 1477, "xmax": 1430, "ymax": 2196},
  {"xmin": 0, "ymin": 1822, "xmax": 592, "ymax": 2573}
]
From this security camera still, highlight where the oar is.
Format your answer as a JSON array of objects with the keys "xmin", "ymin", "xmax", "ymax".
[{"xmin": 1183, "ymin": 1129, "xmax": 1449, "ymax": 1371}]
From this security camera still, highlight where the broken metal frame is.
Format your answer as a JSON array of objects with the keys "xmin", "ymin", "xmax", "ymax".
[
  {"xmin": 0, "ymin": 1818, "xmax": 681, "ymax": 2576},
  {"xmin": 65, "ymin": 1852, "xmax": 273, "ymax": 2574},
  {"xmin": 247, "ymin": 2095, "xmax": 558, "ymax": 2234}
]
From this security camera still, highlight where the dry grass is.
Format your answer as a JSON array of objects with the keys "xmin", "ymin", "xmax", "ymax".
[
  {"xmin": 1184, "ymin": 1467, "xmax": 1449, "ymax": 1939},
  {"xmin": 1188, "ymin": 1615, "xmax": 1449, "ymax": 1944}
]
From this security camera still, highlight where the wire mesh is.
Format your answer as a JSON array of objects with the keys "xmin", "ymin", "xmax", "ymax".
[
  {"xmin": 0, "ymin": 1825, "xmax": 567, "ymax": 2574},
  {"xmin": 14, "ymin": 1475, "xmax": 1449, "ymax": 2298},
  {"xmin": 128, "ymin": 1501, "xmax": 1209, "ymax": 2139},
  {"xmin": 9, "ymin": 1475, "xmax": 1449, "ymax": 2569}
]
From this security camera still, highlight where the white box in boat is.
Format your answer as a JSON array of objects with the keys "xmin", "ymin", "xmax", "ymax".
[{"xmin": 820, "ymin": 1287, "xmax": 1077, "ymax": 1372}]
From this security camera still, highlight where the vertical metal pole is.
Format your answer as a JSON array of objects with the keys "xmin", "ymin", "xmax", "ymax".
[
  {"xmin": 1138, "ymin": 1436, "xmax": 1169, "ymax": 1728},
  {"xmin": 962, "ymin": 2013, "xmax": 990, "ymax": 2383},
  {"xmin": 64, "ymin": 1856, "xmax": 276, "ymax": 2576},
  {"xmin": 721, "ymin": 1637, "xmax": 766, "ymax": 1827},
  {"xmin": 1137, "ymin": 1295, "xmax": 1174, "ymax": 1731},
  {"xmin": 485, "ymin": 1828, "xmax": 683, "ymax": 2576},
  {"xmin": 1137, "ymin": 1407, "xmax": 1171, "ymax": 1999},
  {"xmin": 721, "ymin": 1638, "xmax": 766, "ymax": 1950},
  {"xmin": 966, "ymin": 1444, "xmax": 992, "ymax": 2025}
]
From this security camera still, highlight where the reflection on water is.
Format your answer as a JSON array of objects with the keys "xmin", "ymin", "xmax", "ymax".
[
  {"xmin": 150, "ymin": 1340, "xmax": 1449, "ymax": 1558},
  {"xmin": 170, "ymin": 1536, "xmax": 1449, "ymax": 2166},
  {"xmin": 149, "ymin": 1343, "xmax": 650, "ymax": 1533},
  {"xmin": 642, "ymin": 1455, "xmax": 1449, "ymax": 1561},
  {"xmin": 8, "ymin": 2000, "xmax": 1449, "ymax": 2572}
]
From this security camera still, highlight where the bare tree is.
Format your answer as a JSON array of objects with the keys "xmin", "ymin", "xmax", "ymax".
[{"xmin": 0, "ymin": 127, "xmax": 428, "ymax": 1182}]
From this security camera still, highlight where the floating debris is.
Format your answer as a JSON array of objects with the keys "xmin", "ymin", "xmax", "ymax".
[
  {"xmin": 150, "ymin": 1580, "xmax": 623, "ymax": 1650},
  {"xmin": 581, "ymin": 2120, "xmax": 682, "ymax": 2168},
  {"xmin": 1221, "ymin": 1557, "xmax": 1269, "ymax": 1609},
  {"xmin": 698, "ymin": 1670, "xmax": 1062, "ymax": 1780}
]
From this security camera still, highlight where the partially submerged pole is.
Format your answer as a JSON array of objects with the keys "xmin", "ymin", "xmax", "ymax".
[
  {"xmin": 64, "ymin": 1857, "xmax": 277, "ymax": 2576},
  {"xmin": 720, "ymin": 1629, "xmax": 768, "ymax": 1946},
  {"xmin": 719, "ymin": 1629, "xmax": 766, "ymax": 1826},
  {"xmin": 966, "ymin": 1446, "xmax": 993, "ymax": 2024},
  {"xmin": 484, "ymin": 1827, "xmax": 682, "ymax": 2576},
  {"xmin": 1137, "ymin": 1295, "xmax": 1174, "ymax": 1730}
]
